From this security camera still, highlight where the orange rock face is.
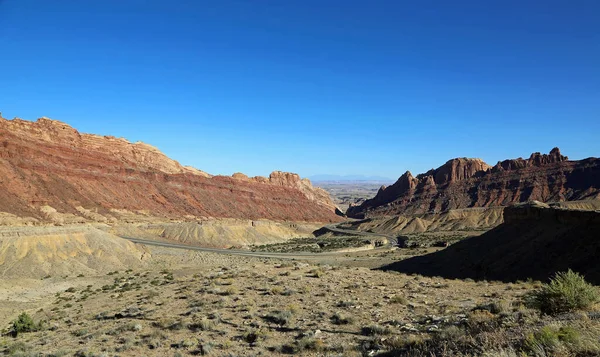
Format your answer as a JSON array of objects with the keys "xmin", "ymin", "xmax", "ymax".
[
  {"xmin": 347, "ymin": 148, "xmax": 600, "ymax": 218},
  {"xmin": 0, "ymin": 117, "xmax": 341, "ymax": 223}
]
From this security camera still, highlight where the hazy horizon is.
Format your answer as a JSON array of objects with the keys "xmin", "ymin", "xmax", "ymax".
[{"xmin": 1, "ymin": 1, "xmax": 598, "ymax": 178}]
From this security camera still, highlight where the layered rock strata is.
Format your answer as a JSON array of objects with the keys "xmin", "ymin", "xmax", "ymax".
[
  {"xmin": 0, "ymin": 116, "xmax": 340, "ymax": 223},
  {"xmin": 348, "ymin": 148, "xmax": 600, "ymax": 218}
]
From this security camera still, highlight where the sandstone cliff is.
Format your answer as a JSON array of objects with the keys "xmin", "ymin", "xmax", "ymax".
[
  {"xmin": 231, "ymin": 171, "xmax": 338, "ymax": 213},
  {"xmin": 347, "ymin": 148, "xmax": 600, "ymax": 218},
  {"xmin": 383, "ymin": 202, "xmax": 600, "ymax": 284},
  {"xmin": 0, "ymin": 116, "xmax": 341, "ymax": 223}
]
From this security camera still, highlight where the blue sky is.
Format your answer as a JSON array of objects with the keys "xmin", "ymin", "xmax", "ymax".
[{"xmin": 0, "ymin": 1, "xmax": 598, "ymax": 179}]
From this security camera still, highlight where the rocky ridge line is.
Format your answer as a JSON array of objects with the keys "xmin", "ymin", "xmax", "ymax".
[
  {"xmin": 0, "ymin": 116, "xmax": 340, "ymax": 223},
  {"xmin": 347, "ymin": 148, "xmax": 600, "ymax": 218}
]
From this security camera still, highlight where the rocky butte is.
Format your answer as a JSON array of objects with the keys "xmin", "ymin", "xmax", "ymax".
[
  {"xmin": 347, "ymin": 148, "xmax": 600, "ymax": 218},
  {"xmin": 0, "ymin": 116, "xmax": 341, "ymax": 223}
]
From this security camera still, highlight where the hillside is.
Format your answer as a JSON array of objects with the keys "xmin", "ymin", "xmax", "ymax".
[
  {"xmin": 382, "ymin": 201, "xmax": 600, "ymax": 284},
  {"xmin": 0, "ymin": 225, "xmax": 149, "ymax": 278},
  {"xmin": 0, "ymin": 116, "xmax": 341, "ymax": 223},
  {"xmin": 347, "ymin": 148, "xmax": 600, "ymax": 218}
]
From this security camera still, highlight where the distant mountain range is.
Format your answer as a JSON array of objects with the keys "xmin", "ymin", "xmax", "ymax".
[
  {"xmin": 347, "ymin": 148, "xmax": 600, "ymax": 218},
  {"xmin": 309, "ymin": 174, "xmax": 394, "ymax": 182}
]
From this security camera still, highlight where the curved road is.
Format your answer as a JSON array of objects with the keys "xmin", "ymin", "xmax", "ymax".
[
  {"xmin": 120, "ymin": 223, "xmax": 397, "ymax": 259},
  {"xmin": 122, "ymin": 237, "xmax": 338, "ymax": 259}
]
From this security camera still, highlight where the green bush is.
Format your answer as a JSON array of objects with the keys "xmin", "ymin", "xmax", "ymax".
[
  {"xmin": 527, "ymin": 270, "xmax": 599, "ymax": 315},
  {"xmin": 11, "ymin": 312, "xmax": 42, "ymax": 336}
]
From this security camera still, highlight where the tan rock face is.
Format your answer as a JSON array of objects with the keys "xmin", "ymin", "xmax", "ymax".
[
  {"xmin": 0, "ymin": 116, "xmax": 341, "ymax": 223},
  {"xmin": 231, "ymin": 170, "xmax": 338, "ymax": 212},
  {"xmin": 347, "ymin": 148, "xmax": 600, "ymax": 218}
]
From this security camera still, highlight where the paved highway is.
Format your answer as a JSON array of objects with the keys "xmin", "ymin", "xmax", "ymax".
[
  {"xmin": 120, "ymin": 223, "xmax": 397, "ymax": 257},
  {"xmin": 122, "ymin": 237, "xmax": 334, "ymax": 258}
]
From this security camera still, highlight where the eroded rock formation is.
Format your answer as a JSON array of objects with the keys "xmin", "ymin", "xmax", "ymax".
[
  {"xmin": 348, "ymin": 148, "xmax": 600, "ymax": 218},
  {"xmin": 0, "ymin": 116, "xmax": 340, "ymax": 223}
]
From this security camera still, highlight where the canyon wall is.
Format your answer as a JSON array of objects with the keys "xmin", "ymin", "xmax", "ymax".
[
  {"xmin": 0, "ymin": 116, "xmax": 340, "ymax": 223},
  {"xmin": 348, "ymin": 148, "xmax": 600, "ymax": 218}
]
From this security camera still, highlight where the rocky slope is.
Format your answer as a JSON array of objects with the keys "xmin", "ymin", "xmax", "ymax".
[
  {"xmin": 0, "ymin": 116, "xmax": 340, "ymax": 223},
  {"xmin": 0, "ymin": 225, "xmax": 149, "ymax": 278},
  {"xmin": 347, "ymin": 148, "xmax": 600, "ymax": 218},
  {"xmin": 343, "ymin": 206, "xmax": 505, "ymax": 234},
  {"xmin": 383, "ymin": 201, "xmax": 600, "ymax": 283},
  {"xmin": 109, "ymin": 220, "xmax": 321, "ymax": 248}
]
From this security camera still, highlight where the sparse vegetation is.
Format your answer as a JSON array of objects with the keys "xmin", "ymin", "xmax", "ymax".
[
  {"xmin": 242, "ymin": 328, "xmax": 269, "ymax": 345},
  {"xmin": 265, "ymin": 309, "xmax": 294, "ymax": 326},
  {"xmin": 309, "ymin": 268, "xmax": 324, "ymax": 278},
  {"xmin": 280, "ymin": 336, "xmax": 325, "ymax": 353},
  {"xmin": 361, "ymin": 324, "xmax": 392, "ymax": 336},
  {"xmin": 4, "ymin": 250, "xmax": 600, "ymax": 356},
  {"xmin": 527, "ymin": 269, "xmax": 599, "ymax": 314},
  {"xmin": 331, "ymin": 312, "xmax": 354, "ymax": 325},
  {"xmin": 390, "ymin": 295, "xmax": 407, "ymax": 304},
  {"xmin": 10, "ymin": 312, "xmax": 42, "ymax": 336},
  {"xmin": 251, "ymin": 236, "xmax": 372, "ymax": 253}
]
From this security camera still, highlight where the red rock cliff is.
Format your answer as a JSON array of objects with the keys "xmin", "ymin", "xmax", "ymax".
[
  {"xmin": 0, "ymin": 116, "xmax": 341, "ymax": 223},
  {"xmin": 347, "ymin": 148, "xmax": 600, "ymax": 218}
]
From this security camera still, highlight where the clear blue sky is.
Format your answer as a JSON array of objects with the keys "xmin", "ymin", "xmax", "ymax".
[{"xmin": 1, "ymin": 1, "xmax": 598, "ymax": 179}]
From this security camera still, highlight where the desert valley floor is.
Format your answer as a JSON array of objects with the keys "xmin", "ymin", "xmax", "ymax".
[{"xmin": 0, "ymin": 242, "xmax": 546, "ymax": 357}]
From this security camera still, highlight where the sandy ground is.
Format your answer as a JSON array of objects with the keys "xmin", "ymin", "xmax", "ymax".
[{"xmin": 0, "ymin": 245, "xmax": 537, "ymax": 356}]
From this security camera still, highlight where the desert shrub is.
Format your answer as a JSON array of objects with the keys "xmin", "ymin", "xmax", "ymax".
[
  {"xmin": 242, "ymin": 328, "xmax": 269, "ymax": 345},
  {"xmin": 474, "ymin": 300, "xmax": 509, "ymax": 314},
  {"xmin": 436, "ymin": 325, "xmax": 468, "ymax": 342},
  {"xmin": 382, "ymin": 334, "xmax": 426, "ymax": 351},
  {"xmin": 467, "ymin": 309, "xmax": 501, "ymax": 333},
  {"xmin": 269, "ymin": 286, "xmax": 284, "ymax": 295},
  {"xmin": 525, "ymin": 325, "xmax": 581, "ymax": 355},
  {"xmin": 390, "ymin": 295, "xmax": 407, "ymax": 304},
  {"xmin": 11, "ymin": 312, "xmax": 42, "ymax": 336},
  {"xmin": 168, "ymin": 320, "xmax": 186, "ymax": 331},
  {"xmin": 172, "ymin": 338, "xmax": 198, "ymax": 349},
  {"xmin": 309, "ymin": 268, "xmax": 324, "ymax": 278},
  {"xmin": 71, "ymin": 328, "xmax": 89, "ymax": 337},
  {"xmin": 336, "ymin": 300, "xmax": 355, "ymax": 308},
  {"xmin": 143, "ymin": 330, "xmax": 167, "ymax": 349},
  {"xmin": 296, "ymin": 337, "xmax": 325, "ymax": 351},
  {"xmin": 188, "ymin": 318, "xmax": 214, "ymax": 332},
  {"xmin": 6, "ymin": 341, "xmax": 32, "ymax": 354},
  {"xmin": 361, "ymin": 324, "xmax": 391, "ymax": 336},
  {"xmin": 265, "ymin": 310, "xmax": 294, "ymax": 325},
  {"xmin": 281, "ymin": 337, "xmax": 325, "ymax": 353},
  {"xmin": 331, "ymin": 312, "xmax": 355, "ymax": 325},
  {"xmin": 527, "ymin": 270, "xmax": 599, "ymax": 315}
]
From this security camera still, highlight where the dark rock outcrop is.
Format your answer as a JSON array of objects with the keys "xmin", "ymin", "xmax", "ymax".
[
  {"xmin": 347, "ymin": 148, "xmax": 600, "ymax": 218},
  {"xmin": 381, "ymin": 202, "xmax": 600, "ymax": 284}
]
